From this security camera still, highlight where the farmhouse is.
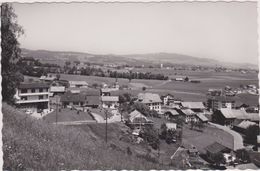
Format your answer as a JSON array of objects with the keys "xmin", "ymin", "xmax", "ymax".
[
  {"xmin": 207, "ymin": 96, "xmax": 235, "ymax": 112},
  {"xmin": 14, "ymin": 82, "xmax": 50, "ymax": 113},
  {"xmin": 161, "ymin": 93, "xmax": 175, "ymax": 105},
  {"xmin": 177, "ymin": 108, "xmax": 196, "ymax": 123},
  {"xmin": 233, "ymin": 120, "xmax": 257, "ymax": 134},
  {"xmin": 101, "ymin": 96, "xmax": 119, "ymax": 109},
  {"xmin": 128, "ymin": 110, "xmax": 149, "ymax": 124},
  {"xmin": 212, "ymin": 108, "xmax": 236, "ymax": 127},
  {"xmin": 180, "ymin": 102, "xmax": 205, "ymax": 113},
  {"xmin": 101, "ymin": 88, "xmax": 119, "ymax": 96},
  {"xmin": 137, "ymin": 93, "xmax": 162, "ymax": 113},
  {"xmin": 60, "ymin": 90, "xmax": 100, "ymax": 108},
  {"xmin": 195, "ymin": 113, "xmax": 209, "ymax": 123},
  {"xmin": 68, "ymin": 81, "xmax": 88, "ymax": 88},
  {"xmin": 205, "ymin": 142, "xmax": 233, "ymax": 164},
  {"xmin": 161, "ymin": 107, "xmax": 179, "ymax": 120}
]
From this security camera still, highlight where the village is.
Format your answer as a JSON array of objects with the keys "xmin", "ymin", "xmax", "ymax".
[{"xmin": 13, "ymin": 72, "xmax": 260, "ymax": 169}]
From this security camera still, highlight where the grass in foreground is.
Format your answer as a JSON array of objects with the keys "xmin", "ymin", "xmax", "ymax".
[{"xmin": 3, "ymin": 103, "xmax": 163, "ymax": 170}]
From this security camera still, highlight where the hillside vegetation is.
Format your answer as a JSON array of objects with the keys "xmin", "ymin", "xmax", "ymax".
[{"xmin": 2, "ymin": 103, "xmax": 161, "ymax": 170}]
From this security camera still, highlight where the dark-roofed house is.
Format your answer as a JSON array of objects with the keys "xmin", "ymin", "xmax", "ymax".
[
  {"xmin": 60, "ymin": 90, "xmax": 100, "ymax": 108},
  {"xmin": 163, "ymin": 108, "xmax": 180, "ymax": 120},
  {"xmin": 233, "ymin": 120, "xmax": 257, "ymax": 134},
  {"xmin": 14, "ymin": 82, "xmax": 50, "ymax": 113},
  {"xmin": 212, "ymin": 108, "xmax": 236, "ymax": 127},
  {"xmin": 137, "ymin": 93, "xmax": 162, "ymax": 113},
  {"xmin": 205, "ymin": 142, "xmax": 232, "ymax": 164}
]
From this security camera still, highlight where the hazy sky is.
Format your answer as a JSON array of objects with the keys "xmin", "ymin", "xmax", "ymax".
[{"xmin": 12, "ymin": 2, "xmax": 258, "ymax": 64}]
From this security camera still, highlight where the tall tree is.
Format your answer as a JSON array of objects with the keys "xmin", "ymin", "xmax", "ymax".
[{"xmin": 1, "ymin": 3, "xmax": 24, "ymax": 103}]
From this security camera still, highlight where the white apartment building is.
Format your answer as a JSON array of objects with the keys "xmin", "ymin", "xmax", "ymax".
[{"xmin": 15, "ymin": 82, "xmax": 50, "ymax": 112}]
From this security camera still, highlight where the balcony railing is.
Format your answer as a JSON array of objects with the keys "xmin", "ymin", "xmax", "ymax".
[
  {"xmin": 19, "ymin": 92, "xmax": 50, "ymax": 96},
  {"xmin": 16, "ymin": 98, "xmax": 49, "ymax": 104}
]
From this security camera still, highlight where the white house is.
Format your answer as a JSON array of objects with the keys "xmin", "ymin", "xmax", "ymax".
[
  {"xmin": 137, "ymin": 93, "xmax": 162, "ymax": 114},
  {"xmin": 14, "ymin": 82, "xmax": 50, "ymax": 113},
  {"xmin": 101, "ymin": 96, "xmax": 119, "ymax": 109},
  {"xmin": 69, "ymin": 81, "xmax": 88, "ymax": 88}
]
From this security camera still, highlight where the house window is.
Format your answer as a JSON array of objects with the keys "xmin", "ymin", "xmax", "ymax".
[
  {"xmin": 21, "ymin": 89, "xmax": 27, "ymax": 93},
  {"xmin": 39, "ymin": 95, "xmax": 44, "ymax": 100},
  {"xmin": 31, "ymin": 89, "xmax": 35, "ymax": 93},
  {"xmin": 39, "ymin": 88, "xmax": 43, "ymax": 92},
  {"xmin": 21, "ymin": 96, "xmax": 27, "ymax": 100}
]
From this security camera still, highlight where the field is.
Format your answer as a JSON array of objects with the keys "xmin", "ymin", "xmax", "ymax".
[
  {"xmin": 24, "ymin": 70, "xmax": 258, "ymax": 106},
  {"xmin": 59, "ymin": 72, "xmax": 259, "ymax": 106},
  {"xmin": 182, "ymin": 124, "xmax": 233, "ymax": 153}
]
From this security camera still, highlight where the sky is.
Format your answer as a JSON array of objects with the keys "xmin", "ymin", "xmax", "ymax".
[{"xmin": 12, "ymin": 2, "xmax": 258, "ymax": 64}]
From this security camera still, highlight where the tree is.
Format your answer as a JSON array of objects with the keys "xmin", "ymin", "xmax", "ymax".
[
  {"xmin": 211, "ymin": 152, "xmax": 225, "ymax": 166},
  {"xmin": 56, "ymin": 74, "xmax": 60, "ymax": 80},
  {"xmin": 1, "ymin": 3, "xmax": 24, "ymax": 103},
  {"xmin": 142, "ymin": 86, "xmax": 146, "ymax": 91},
  {"xmin": 140, "ymin": 126, "xmax": 159, "ymax": 150},
  {"xmin": 184, "ymin": 76, "xmax": 189, "ymax": 82},
  {"xmin": 245, "ymin": 125, "xmax": 259, "ymax": 145}
]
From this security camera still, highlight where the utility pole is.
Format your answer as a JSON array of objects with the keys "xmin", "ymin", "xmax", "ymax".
[
  {"xmin": 157, "ymin": 128, "xmax": 160, "ymax": 165},
  {"xmin": 105, "ymin": 109, "xmax": 108, "ymax": 143},
  {"xmin": 55, "ymin": 96, "xmax": 58, "ymax": 124}
]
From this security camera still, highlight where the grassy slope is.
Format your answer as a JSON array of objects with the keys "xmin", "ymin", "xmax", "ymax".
[{"xmin": 3, "ymin": 103, "xmax": 161, "ymax": 170}]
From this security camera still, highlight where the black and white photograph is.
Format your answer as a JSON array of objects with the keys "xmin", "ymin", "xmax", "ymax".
[{"xmin": 1, "ymin": 1, "xmax": 260, "ymax": 170}]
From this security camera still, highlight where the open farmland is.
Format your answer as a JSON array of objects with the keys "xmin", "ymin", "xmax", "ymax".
[{"xmin": 25, "ymin": 71, "xmax": 259, "ymax": 106}]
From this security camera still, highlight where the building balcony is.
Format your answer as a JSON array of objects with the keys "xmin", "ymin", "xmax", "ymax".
[
  {"xmin": 19, "ymin": 92, "xmax": 50, "ymax": 96},
  {"xmin": 16, "ymin": 98, "xmax": 49, "ymax": 104}
]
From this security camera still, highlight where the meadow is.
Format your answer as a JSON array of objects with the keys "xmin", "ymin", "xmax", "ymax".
[
  {"xmin": 24, "ymin": 70, "xmax": 259, "ymax": 106},
  {"xmin": 58, "ymin": 72, "xmax": 259, "ymax": 106}
]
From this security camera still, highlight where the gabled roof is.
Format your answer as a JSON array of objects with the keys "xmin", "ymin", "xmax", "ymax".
[
  {"xmin": 101, "ymin": 96, "xmax": 119, "ymax": 102},
  {"xmin": 180, "ymin": 109, "xmax": 195, "ymax": 116},
  {"xmin": 219, "ymin": 108, "xmax": 236, "ymax": 119},
  {"xmin": 236, "ymin": 120, "xmax": 257, "ymax": 129},
  {"xmin": 181, "ymin": 102, "xmax": 205, "ymax": 109},
  {"xmin": 138, "ymin": 93, "xmax": 162, "ymax": 104},
  {"xmin": 19, "ymin": 82, "xmax": 49, "ymax": 89},
  {"xmin": 205, "ymin": 142, "xmax": 230, "ymax": 154},
  {"xmin": 50, "ymin": 86, "xmax": 65, "ymax": 92},
  {"xmin": 219, "ymin": 108, "xmax": 259, "ymax": 121},
  {"xmin": 129, "ymin": 110, "xmax": 147, "ymax": 123},
  {"xmin": 163, "ymin": 109, "xmax": 179, "ymax": 116},
  {"xmin": 196, "ymin": 113, "xmax": 209, "ymax": 122}
]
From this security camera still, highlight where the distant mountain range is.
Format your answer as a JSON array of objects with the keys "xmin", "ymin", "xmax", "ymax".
[{"xmin": 21, "ymin": 48, "xmax": 258, "ymax": 70}]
